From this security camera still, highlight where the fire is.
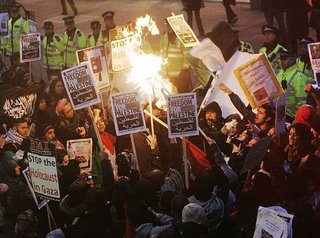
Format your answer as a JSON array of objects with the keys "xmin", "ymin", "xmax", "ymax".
[{"xmin": 124, "ymin": 14, "xmax": 175, "ymax": 109}]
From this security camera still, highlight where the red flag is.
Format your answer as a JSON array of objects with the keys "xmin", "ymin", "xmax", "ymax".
[
  {"xmin": 185, "ymin": 140, "xmax": 211, "ymax": 176},
  {"xmin": 124, "ymin": 201, "xmax": 135, "ymax": 238}
]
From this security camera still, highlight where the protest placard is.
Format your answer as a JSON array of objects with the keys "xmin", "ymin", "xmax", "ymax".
[
  {"xmin": 111, "ymin": 91, "xmax": 146, "ymax": 136},
  {"xmin": 20, "ymin": 33, "xmax": 41, "ymax": 62},
  {"xmin": 166, "ymin": 14, "xmax": 199, "ymax": 48},
  {"xmin": 27, "ymin": 138, "xmax": 60, "ymax": 201},
  {"xmin": 314, "ymin": 70, "xmax": 320, "ymax": 88},
  {"xmin": 61, "ymin": 63, "xmax": 100, "ymax": 110},
  {"xmin": 234, "ymin": 54, "xmax": 284, "ymax": 109},
  {"xmin": 22, "ymin": 168, "xmax": 48, "ymax": 210},
  {"xmin": 308, "ymin": 42, "xmax": 320, "ymax": 70},
  {"xmin": 253, "ymin": 206, "xmax": 293, "ymax": 238},
  {"xmin": 67, "ymin": 138, "xmax": 93, "ymax": 172},
  {"xmin": 167, "ymin": 93, "xmax": 199, "ymax": 138},
  {"xmin": 0, "ymin": 13, "xmax": 9, "ymax": 38},
  {"xmin": 77, "ymin": 45, "xmax": 111, "ymax": 92},
  {"xmin": 110, "ymin": 22, "xmax": 141, "ymax": 72}
]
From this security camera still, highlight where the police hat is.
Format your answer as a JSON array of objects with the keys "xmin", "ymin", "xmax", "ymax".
[
  {"xmin": 279, "ymin": 49, "xmax": 296, "ymax": 58},
  {"xmin": 10, "ymin": 3, "xmax": 20, "ymax": 12},
  {"xmin": 90, "ymin": 21, "xmax": 101, "ymax": 28},
  {"xmin": 261, "ymin": 25, "xmax": 278, "ymax": 35},
  {"xmin": 43, "ymin": 21, "xmax": 54, "ymax": 29},
  {"xmin": 102, "ymin": 11, "xmax": 115, "ymax": 19},
  {"xmin": 62, "ymin": 16, "xmax": 75, "ymax": 23},
  {"xmin": 299, "ymin": 36, "xmax": 314, "ymax": 45}
]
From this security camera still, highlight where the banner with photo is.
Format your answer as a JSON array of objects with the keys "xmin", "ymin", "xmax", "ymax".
[
  {"xmin": 20, "ymin": 33, "xmax": 41, "ymax": 62},
  {"xmin": 27, "ymin": 138, "xmax": 60, "ymax": 201},
  {"xmin": 234, "ymin": 54, "xmax": 284, "ymax": 109},
  {"xmin": 66, "ymin": 138, "xmax": 93, "ymax": 172},
  {"xmin": 77, "ymin": 45, "xmax": 111, "ymax": 92},
  {"xmin": 61, "ymin": 63, "xmax": 100, "ymax": 110},
  {"xmin": 166, "ymin": 14, "xmax": 199, "ymax": 48},
  {"xmin": 109, "ymin": 22, "xmax": 141, "ymax": 72},
  {"xmin": 167, "ymin": 93, "xmax": 199, "ymax": 138},
  {"xmin": 111, "ymin": 91, "xmax": 146, "ymax": 136},
  {"xmin": 22, "ymin": 168, "xmax": 48, "ymax": 210},
  {"xmin": 308, "ymin": 42, "xmax": 320, "ymax": 70},
  {"xmin": 0, "ymin": 13, "xmax": 9, "ymax": 38}
]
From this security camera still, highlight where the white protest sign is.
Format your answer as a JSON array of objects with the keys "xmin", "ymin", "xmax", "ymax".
[
  {"xmin": 111, "ymin": 91, "xmax": 146, "ymax": 136},
  {"xmin": 22, "ymin": 168, "xmax": 48, "ymax": 210},
  {"xmin": 67, "ymin": 138, "xmax": 93, "ymax": 172},
  {"xmin": 27, "ymin": 138, "xmax": 60, "ymax": 201},
  {"xmin": 20, "ymin": 33, "xmax": 41, "ymax": 62},
  {"xmin": 166, "ymin": 14, "xmax": 199, "ymax": 48},
  {"xmin": 234, "ymin": 54, "xmax": 284, "ymax": 109},
  {"xmin": 308, "ymin": 42, "xmax": 320, "ymax": 70},
  {"xmin": 77, "ymin": 45, "xmax": 111, "ymax": 92},
  {"xmin": 110, "ymin": 23, "xmax": 141, "ymax": 72},
  {"xmin": 0, "ymin": 13, "xmax": 9, "ymax": 39},
  {"xmin": 167, "ymin": 93, "xmax": 199, "ymax": 138},
  {"xmin": 61, "ymin": 63, "xmax": 100, "ymax": 110},
  {"xmin": 204, "ymin": 51, "xmax": 258, "ymax": 118},
  {"xmin": 254, "ymin": 206, "xmax": 293, "ymax": 238}
]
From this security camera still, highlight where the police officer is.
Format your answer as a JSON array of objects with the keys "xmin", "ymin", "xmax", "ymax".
[
  {"xmin": 259, "ymin": 25, "xmax": 287, "ymax": 75},
  {"xmin": 277, "ymin": 50, "xmax": 314, "ymax": 122},
  {"xmin": 101, "ymin": 11, "xmax": 116, "ymax": 43},
  {"xmin": 295, "ymin": 36, "xmax": 314, "ymax": 78},
  {"xmin": 6, "ymin": 3, "xmax": 29, "ymax": 67},
  {"xmin": 159, "ymin": 19, "xmax": 190, "ymax": 93},
  {"xmin": 42, "ymin": 21, "xmax": 64, "ymax": 78},
  {"xmin": 62, "ymin": 16, "xmax": 86, "ymax": 68},
  {"xmin": 88, "ymin": 21, "xmax": 103, "ymax": 47}
]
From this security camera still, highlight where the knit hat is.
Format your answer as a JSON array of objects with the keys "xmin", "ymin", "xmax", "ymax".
[
  {"xmin": 37, "ymin": 123, "xmax": 54, "ymax": 137},
  {"xmin": 45, "ymin": 229, "xmax": 66, "ymax": 238},
  {"xmin": 0, "ymin": 183, "xmax": 9, "ymax": 194},
  {"xmin": 55, "ymin": 98, "xmax": 69, "ymax": 117},
  {"xmin": 182, "ymin": 203, "xmax": 207, "ymax": 225},
  {"xmin": 294, "ymin": 104, "xmax": 316, "ymax": 126}
]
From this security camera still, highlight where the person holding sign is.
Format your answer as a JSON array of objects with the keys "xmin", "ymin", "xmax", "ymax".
[
  {"xmin": 277, "ymin": 50, "xmax": 314, "ymax": 122},
  {"xmin": 5, "ymin": 4, "xmax": 30, "ymax": 68},
  {"xmin": 62, "ymin": 16, "xmax": 86, "ymax": 69},
  {"xmin": 87, "ymin": 21, "xmax": 104, "ymax": 47},
  {"xmin": 160, "ymin": 19, "xmax": 191, "ymax": 93},
  {"xmin": 42, "ymin": 21, "xmax": 64, "ymax": 79}
]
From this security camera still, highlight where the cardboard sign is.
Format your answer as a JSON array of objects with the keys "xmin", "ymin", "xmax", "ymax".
[
  {"xmin": 20, "ymin": 33, "xmax": 41, "ymax": 62},
  {"xmin": 67, "ymin": 138, "xmax": 93, "ymax": 172},
  {"xmin": 110, "ymin": 22, "xmax": 141, "ymax": 72},
  {"xmin": 77, "ymin": 45, "xmax": 111, "ymax": 92},
  {"xmin": 167, "ymin": 93, "xmax": 199, "ymax": 138},
  {"xmin": 27, "ymin": 138, "xmax": 60, "ymax": 201},
  {"xmin": 234, "ymin": 54, "xmax": 284, "ymax": 109},
  {"xmin": 308, "ymin": 42, "xmax": 320, "ymax": 70},
  {"xmin": 22, "ymin": 168, "xmax": 48, "ymax": 210},
  {"xmin": 166, "ymin": 14, "xmax": 199, "ymax": 48},
  {"xmin": 111, "ymin": 91, "xmax": 146, "ymax": 136},
  {"xmin": 61, "ymin": 63, "xmax": 100, "ymax": 110},
  {"xmin": 0, "ymin": 13, "xmax": 9, "ymax": 38}
]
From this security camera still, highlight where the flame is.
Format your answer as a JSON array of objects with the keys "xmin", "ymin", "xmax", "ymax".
[{"xmin": 125, "ymin": 14, "xmax": 175, "ymax": 109}]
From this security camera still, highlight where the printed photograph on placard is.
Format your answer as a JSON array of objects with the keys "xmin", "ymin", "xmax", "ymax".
[
  {"xmin": 308, "ymin": 42, "xmax": 320, "ymax": 70},
  {"xmin": 67, "ymin": 138, "xmax": 93, "ymax": 172}
]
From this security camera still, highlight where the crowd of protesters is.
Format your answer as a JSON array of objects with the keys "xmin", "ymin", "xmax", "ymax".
[{"xmin": 0, "ymin": 1, "xmax": 320, "ymax": 238}]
